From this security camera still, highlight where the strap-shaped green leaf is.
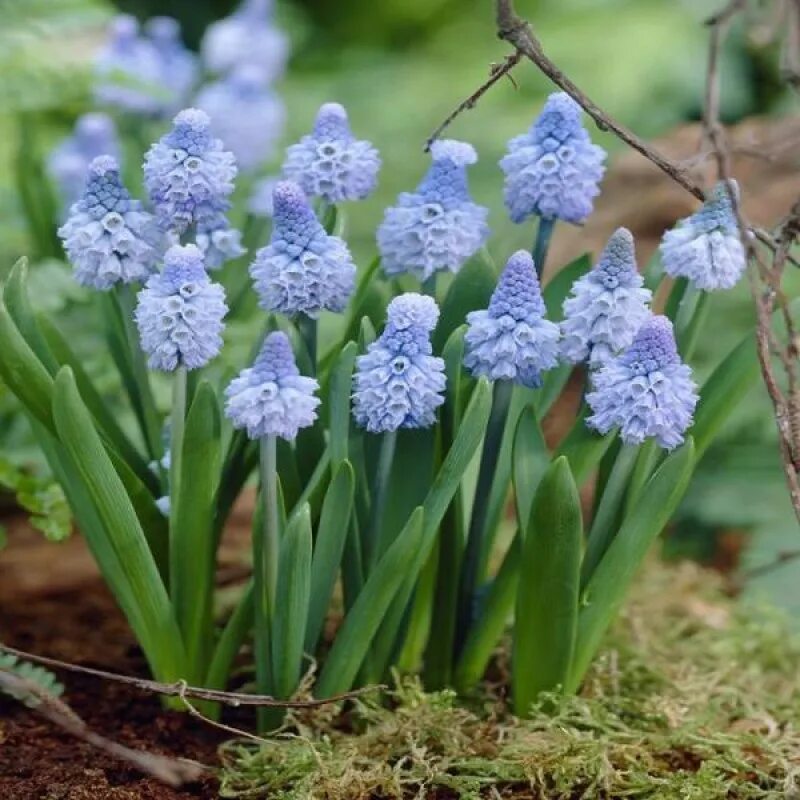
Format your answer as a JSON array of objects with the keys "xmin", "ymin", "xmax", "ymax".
[
  {"xmin": 568, "ymin": 438, "xmax": 695, "ymax": 692},
  {"xmin": 329, "ymin": 341, "xmax": 358, "ymax": 468},
  {"xmin": 512, "ymin": 404, "xmax": 550, "ymax": 529},
  {"xmin": 513, "ymin": 457, "xmax": 582, "ymax": 715},
  {"xmin": 51, "ymin": 367, "xmax": 186, "ymax": 682},
  {"xmin": 542, "ymin": 253, "xmax": 591, "ymax": 321},
  {"xmin": 305, "ymin": 461, "xmax": 355, "ymax": 653},
  {"xmin": 555, "ymin": 409, "xmax": 616, "ymax": 486}
]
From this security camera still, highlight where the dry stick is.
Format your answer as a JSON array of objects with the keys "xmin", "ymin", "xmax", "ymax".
[
  {"xmin": 0, "ymin": 642, "xmax": 382, "ymax": 709},
  {"xmin": 0, "ymin": 668, "xmax": 206, "ymax": 788}
]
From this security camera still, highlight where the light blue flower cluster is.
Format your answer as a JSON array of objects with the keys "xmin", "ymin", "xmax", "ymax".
[
  {"xmin": 560, "ymin": 228, "xmax": 652, "ymax": 368},
  {"xmin": 282, "ymin": 103, "xmax": 381, "ymax": 203},
  {"xmin": 500, "ymin": 92, "xmax": 606, "ymax": 225},
  {"xmin": 353, "ymin": 294, "xmax": 446, "ymax": 433},
  {"xmin": 196, "ymin": 217, "xmax": 246, "ymax": 270},
  {"xmin": 144, "ymin": 16, "xmax": 199, "ymax": 114},
  {"xmin": 463, "ymin": 251, "xmax": 560, "ymax": 388},
  {"xmin": 587, "ymin": 315, "xmax": 698, "ymax": 450},
  {"xmin": 144, "ymin": 108, "xmax": 238, "ymax": 235},
  {"xmin": 135, "ymin": 244, "xmax": 228, "ymax": 371},
  {"xmin": 196, "ymin": 66, "xmax": 286, "ymax": 173},
  {"xmin": 377, "ymin": 140, "xmax": 489, "ymax": 281},
  {"xmin": 58, "ymin": 156, "xmax": 162, "ymax": 291},
  {"xmin": 250, "ymin": 181, "xmax": 356, "ymax": 316},
  {"xmin": 659, "ymin": 181, "xmax": 746, "ymax": 291},
  {"xmin": 225, "ymin": 331, "xmax": 320, "ymax": 441},
  {"xmin": 201, "ymin": 0, "xmax": 289, "ymax": 80},
  {"xmin": 48, "ymin": 113, "xmax": 121, "ymax": 213}
]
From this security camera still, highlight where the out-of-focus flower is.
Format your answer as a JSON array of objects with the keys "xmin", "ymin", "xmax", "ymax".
[
  {"xmin": 144, "ymin": 16, "xmax": 199, "ymax": 114},
  {"xmin": 195, "ymin": 215, "xmax": 246, "ymax": 270},
  {"xmin": 248, "ymin": 176, "xmax": 279, "ymax": 218}
]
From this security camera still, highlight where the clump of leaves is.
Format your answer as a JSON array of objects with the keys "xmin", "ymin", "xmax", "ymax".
[
  {"xmin": 0, "ymin": 652, "xmax": 64, "ymax": 709},
  {"xmin": 218, "ymin": 560, "xmax": 800, "ymax": 800}
]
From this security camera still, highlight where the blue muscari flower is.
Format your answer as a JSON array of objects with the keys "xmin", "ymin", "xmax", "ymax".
[
  {"xmin": 587, "ymin": 315, "xmax": 698, "ymax": 450},
  {"xmin": 500, "ymin": 92, "xmax": 606, "ymax": 225},
  {"xmin": 248, "ymin": 176, "xmax": 279, "ymax": 218},
  {"xmin": 352, "ymin": 293, "xmax": 446, "ymax": 433},
  {"xmin": 145, "ymin": 17, "xmax": 199, "ymax": 114},
  {"xmin": 196, "ymin": 65, "xmax": 286, "ymax": 172},
  {"xmin": 282, "ymin": 103, "xmax": 380, "ymax": 203},
  {"xmin": 378, "ymin": 140, "xmax": 489, "ymax": 281},
  {"xmin": 48, "ymin": 113, "xmax": 122, "ymax": 214},
  {"xmin": 561, "ymin": 228, "xmax": 652, "ymax": 368},
  {"xmin": 250, "ymin": 181, "xmax": 356, "ymax": 316},
  {"xmin": 201, "ymin": 0, "xmax": 289, "ymax": 80},
  {"xmin": 225, "ymin": 331, "xmax": 320, "ymax": 441},
  {"xmin": 58, "ymin": 156, "xmax": 162, "ymax": 291},
  {"xmin": 463, "ymin": 251, "xmax": 560, "ymax": 388},
  {"xmin": 94, "ymin": 15, "xmax": 163, "ymax": 115},
  {"xmin": 135, "ymin": 243, "xmax": 228, "ymax": 371},
  {"xmin": 659, "ymin": 180, "xmax": 746, "ymax": 291},
  {"xmin": 144, "ymin": 108, "xmax": 238, "ymax": 235},
  {"xmin": 196, "ymin": 214, "xmax": 246, "ymax": 270}
]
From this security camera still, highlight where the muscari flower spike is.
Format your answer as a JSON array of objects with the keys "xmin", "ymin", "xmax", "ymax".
[
  {"xmin": 201, "ymin": 0, "xmax": 289, "ymax": 80},
  {"xmin": 58, "ymin": 156, "xmax": 162, "ymax": 291},
  {"xmin": 463, "ymin": 250, "xmax": 560, "ymax": 388},
  {"xmin": 225, "ymin": 331, "xmax": 320, "ymax": 441},
  {"xmin": 144, "ymin": 17, "xmax": 199, "ymax": 114},
  {"xmin": 250, "ymin": 181, "xmax": 356, "ymax": 316},
  {"xmin": 560, "ymin": 228, "xmax": 652, "ymax": 368},
  {"xmin": 282, "ymin": 102, "xmax": 381, "ymax": 203},
  {"xmin": 94, "ymin": 15, "xmax": 163, "ymax": 115},
  {"xmin": 377, "ymin": 139, "xmax": 489, "ymax": 281},
  {"xmin": 352, "ymin": 293, "xmax": 446, "ymax": 434},
  {"xmin": 144, "ymin": 108, "xmax": 237, "ymax": 235},
  {"xmin": 135, "ymin": 243, "xmax": 228, "ymax": 371},
  {"xmin": 48, "ymin": 113, "xmax": 122, "ymax": 213},
  {"xmin": 659, "ymin": 180, "xmax": 746, "ymax": 291},
  {"xmin": 196, "ymin": 65, "xmax": 286, "ymax": 172},
  {"xmin": 195, "ymin": 214, "xmax": 246, "ymax": 270},
  {"xmin": 500, "ymin": 92, "xmax": 606, "ymax": 225},
  {"xmin": 587, "ymin": 315, "xmax": 698, "ymax": 450}
]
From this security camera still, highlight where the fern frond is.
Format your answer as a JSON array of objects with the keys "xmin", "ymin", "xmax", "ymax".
[{"xmin": 0, "ymin": 652, "xmax": 65, "ymax": 708}]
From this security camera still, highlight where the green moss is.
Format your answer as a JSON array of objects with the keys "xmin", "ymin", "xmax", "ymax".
[{"xmin": 218, "ymin": 561, "xmax": 800, "ymax": 799}]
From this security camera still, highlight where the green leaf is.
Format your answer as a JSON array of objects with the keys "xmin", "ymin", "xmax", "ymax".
[
  {"xmin": 315, "ymin": 507, "xmax": 425, "ymax": 698},
  {"xmin": 512, "ymin": 404, "xmax": 550, "ymax": 529},
  {"xmin": 513, "ymin": 457, "xmax": 582, "ymax": 715},
  {"xmin": 542, "ymin": 254, "xmax": 591, "ymax": 321},
  {"xmin": 329, "ymin": 342, "xmax": 358, "ymax": 468},
  {"xmin": 272, "ymin": 503, "xmax": 313, "ymax": 699},
  {"xmin": 555, "ymin": 410, "xmax": 616, "ymax": 486},
  {"xmin": 536, "ymin": 364, "xmax": 574, "ymax": 416},
  {"xmin": 569, "ymin": 438, "xmax": 695, "ymax": 692},
  {"xmin": 305, "ymin": 461, "xmax": 355, "ymax": 653}
]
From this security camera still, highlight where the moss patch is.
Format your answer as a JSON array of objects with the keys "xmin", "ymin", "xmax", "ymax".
[{"xmin": 218, "ymin": 560, "xmax": 800, "ymax": 799}]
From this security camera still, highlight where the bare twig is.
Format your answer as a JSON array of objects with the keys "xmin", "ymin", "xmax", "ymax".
[{"xmin": 0, "ymin": 642, "xmax": 382, "ymax": 709}]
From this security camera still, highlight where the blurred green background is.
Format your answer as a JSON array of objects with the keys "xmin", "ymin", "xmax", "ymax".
[{"xmin": 0, "ymin": 0, "xmax": 798, "ymax": 613}]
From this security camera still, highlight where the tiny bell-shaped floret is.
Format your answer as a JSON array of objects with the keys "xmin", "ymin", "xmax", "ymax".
[
  {"xmin": 352, "ymin": 294, "xmax": 446, "ymax": 433},
  {"xmin": 225, "ymin": 331, "xmax": 320, "ymax": 441},
  {"xmin": 195, "ymin": 214, "xmax": 246, "ymax": 271},
  {"xmin": 58, "ymin": 156, "xmax": 162, "ymax": 290},
  {"xmin": 249, "ymin": 181, "xmax": 356, "ymax": 316},
  {"xmin": 377, "ymin": 139, "xmax": 489, "ymax": 281},
  {"xmin": 463, "ymin": 250, "xmax": 560, "ymax": 388},
  {"xmin": 659, "ymin": 180, "xmax": 746, "ymax": 291},
  {"xmin": 500, "ymin": 92, "xmax": 606, "ymax": 225},
  {"xmin": 135, "ymin": 244, "xmax": 228, "ymax": 371},
  {"xmin": 561, "ymin": 228, "xmax": 652, "ymax": 368},
  {"xmin": 282, "ymin": 102, "xmax": 381, "ymax": 203},
  {"xmin": 587, "ymin": 315, "xmax": 698, "ymax": 450}
]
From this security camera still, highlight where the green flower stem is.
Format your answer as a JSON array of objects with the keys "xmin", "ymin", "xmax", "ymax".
[
  {"xmin": 677, "ymin": 289, "xmax": 711, "ymax": 361},
  {"xmin": 297, "ymin": 313, "xmax": 317, "ymax": 373},
  {"xmin": 421, "ymin": 274, "xmax": 438, "ymax": 298},
  {"xmin": 532, "ymin": 216, "xmax": 556, "ymax": 277},
  {"xmin": 365, "ymin": 429, "xmax": 398, "ymax": 571},
  {"xmin": 169, "ymin": 366, "xmax": 187, "ymax": 513},
  {"xmin": 455, "ymin": 379, "xmax": 514, "ymax": 653}
]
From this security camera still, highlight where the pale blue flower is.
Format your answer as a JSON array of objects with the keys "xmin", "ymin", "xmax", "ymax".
[
  {"xmin": 561, "ymin": 228, "xmax": 652, "ymax": 368},
  {"xmin": 48, "ymin": 113, "xmax": 121, "ymax": 213},
  {"xmin": 145, "ymin": 16, "xmax": 199, "ymax": 114},
  {"xmin": 58, "ymin": 156, "xmax": 162, "ymax": 290},
  {"xmin": 282, "ymin": 103, "xmax": 380, "ymax": 203},
  {"xmin": 201, "ymin": 0, "xmax": 289, "ymax": 80},
  {"xmin": 135, "ymin": 243, "xmax": 228, "ymax": 371},
  {"xmin": 225, "ymin": 331, "xmax": 320, "ymax": 441},
  {"xmin": 144, "ymin": 108, "xmax": 237, "ymax": 234},
  {"xmin": 196, "ymin": 65, "xmax": 286, "ymax": 172},
  {"xmin": 463, "ymin": 250, "xmax": 560, "ymax": 388},
  {"xmin": 196, "ymin": 215, "xmax": 246, "ymax": 270},
  {"xmin": 500, "ymin": 92, "xmax": 606, "ymax": 224},
  {"xmin": 377, "ymin": 139, "xmax": 489, "ymax": 280},
  {"xmin": 659, "ymin": 181, "xmax": 746, "ymax": 291},
  {"xmin": 587, "ymin": 315, "xmax": 698, "ymax": 450},
  {"xmin": 352, "ymin": 293, "xmax": 446, "ymax": 433},
  {"xmin": 250, "ymin": 181, "xmax": 356, "ymax": 316}
]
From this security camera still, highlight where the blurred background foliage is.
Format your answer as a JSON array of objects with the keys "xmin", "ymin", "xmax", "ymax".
[{"xmin": 0, "ymin": 0, "xmax": 798, "ymax": 613}]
